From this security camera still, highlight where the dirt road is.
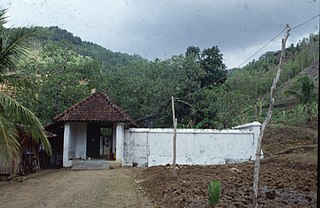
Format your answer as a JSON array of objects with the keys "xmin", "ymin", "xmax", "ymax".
[{"xmin": 0, "ymin": 168, "xmax": 154, "ymax": 208}]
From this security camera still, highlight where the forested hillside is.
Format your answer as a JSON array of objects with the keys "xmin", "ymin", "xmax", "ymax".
[
  {"xmin": 10, "ymin": 26, "xmax": 318, "ymax": 127},
  {"xmin": 226, "ymin": 33, "xmax": 318, "ymax": 125},
  {"xmin": 10, "ymin": 26, "xmax": 146, "ymax": 71}
]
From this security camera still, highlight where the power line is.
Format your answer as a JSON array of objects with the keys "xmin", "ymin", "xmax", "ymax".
[
  {"xmin": 292, "ymin": 14, "xmax": 320, "ymax": 30},
  {"xmin": 237, "ymin": 28, "xmax": 285, "ymax": 68},
  {"xmin": 237, "ymin": 14, "xmax": 320, "ymax": 68}
]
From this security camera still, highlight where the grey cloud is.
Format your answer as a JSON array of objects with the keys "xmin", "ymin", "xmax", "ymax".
[{"xmin": 1, "ymin": 0, "xmax": 319, "ymax": 67}]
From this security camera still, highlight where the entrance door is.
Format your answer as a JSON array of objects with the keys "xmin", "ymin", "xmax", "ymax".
[{"xmin": 87, "ymin": 123, "xmax": 101, "ymax": 158}]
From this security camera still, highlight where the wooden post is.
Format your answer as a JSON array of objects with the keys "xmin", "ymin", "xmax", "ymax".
[
  {"xmin": 252, "ymin": 25, "xmax": 290, "ymax": 208},
  {"xmin": 171, "ymin": 96, "xmax": 177, "ymax": 177}
]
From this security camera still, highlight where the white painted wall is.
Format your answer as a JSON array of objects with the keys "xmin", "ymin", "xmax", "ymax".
[
  {"xmin": 73, "ymin": 122, "xmax": 87, "ymax": 159},
  {"xmin": 115, "ymin": 123, "xmax": 125, "ymax": 165},
  {"xmin": 63, "ymin": 123, "xmax": 71, "ymax": 167},
  {"xmin": 62, "ymin": 121, "xmax": 261, "ymax": 168},
  {"xmin": 68, "ymin": 125, "xmax": 76, "ymax": 158},
  {"xmin": 232, "ymin": 121, "xmax": 261, "ymax": 160},
  {"xmin": 123, "ymin": 122, "xmax": 261, "ymax": 167},
  {"xmin": 63, "ymin": 122, "xmax": 87, "ymax": 167}
]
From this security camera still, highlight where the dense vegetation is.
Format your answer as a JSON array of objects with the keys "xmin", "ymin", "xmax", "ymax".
[
  {"xmin": 9, "ymin": 26, "xmax": 146, "ymax": 71},
  {"xmin": 9, "ymin": 26, "xmax": 318, "ymax": 128},
  {"xmin": 0, "ymin": 10, "xmax": 51, "ymax": 158}
]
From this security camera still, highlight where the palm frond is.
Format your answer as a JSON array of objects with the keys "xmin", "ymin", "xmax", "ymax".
[
  {"xmin": 0, "ymin": 9, "xmax": 50, "ymax": 158},
  {"xmin": 0, "ymin": 71, "xmax": 35, "ymax": 95},
  {"xmin": 0, "ymin": 27, "xmax": 38, "ymax": 74},
  {"xmin": 0, "ymin": 112, "xmax": 19, "ymax": 160},
  {"xmin": 0, "ymin": 8, "xmax": 8, "ymax": 31},
  {"xmin": 0, "ymin": 91, "xmax": 51, "ymax": 155}
]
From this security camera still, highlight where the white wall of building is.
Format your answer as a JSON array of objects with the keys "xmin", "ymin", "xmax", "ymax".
[
  {"xmin": 115, "ymin": 123, "xmax": 125, "ymax": 165},
  {"xmin": 62, "ymin": 121, "xmax": 261, "ymax": 168},
  {"xmin": 63, "ymin": 122, "xmax": 87, "ymax": 167},
  {"xmin": 73, "ymin": 122, "xmax": 87, "ymax": 159},
  {"xmin": 63, "ymin": 123, "xmax": 71, "ymax": 167},
  {"xmin": 123, "ymin": 122, "xmax": 261, "ymax": 167}
]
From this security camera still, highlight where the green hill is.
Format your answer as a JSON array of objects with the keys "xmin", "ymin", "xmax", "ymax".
[
  {"xmin": 275, "ymin": 60, "xmax": 319, "ymax": 107},
  {"xmin": 7, "ymin": 25, "xmax": 318, "ymax": 127},
  {"xmin": 227, "ymin": 33, "xmax": 318, "ymax": 102},
  {"xmin": 20, "ymin": 26, "xmax": 147, "ymax": 71},
  {"xmin": 226, "ymin": 33, "xmax": 319, "ymax": 125}
]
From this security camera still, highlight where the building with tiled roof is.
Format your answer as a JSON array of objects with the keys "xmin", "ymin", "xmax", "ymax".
[
  {"xmin": 46, "ymin": 91, "xmax": 133, "ymax": 168},
  {"xmin": 53, "ymin": 91, "xmax": 131, "ymax": 123},
  {"xmin": 44, "ymin": 91, "xmax": 262, "ymax": 170}
]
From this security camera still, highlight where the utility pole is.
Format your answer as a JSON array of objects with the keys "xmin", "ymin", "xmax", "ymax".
[
  {"xmin": 171, "ymin": 96, "xmax": 177, "ymax": 177},
  {"xmin": 252, "ymin": 25, "xmax": 291, "ymax": 208}
]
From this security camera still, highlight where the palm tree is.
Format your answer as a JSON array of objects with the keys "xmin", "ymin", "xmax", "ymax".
[{"xmin": 0, "ymin": 9, "xmax": 51, "ymax": 161}]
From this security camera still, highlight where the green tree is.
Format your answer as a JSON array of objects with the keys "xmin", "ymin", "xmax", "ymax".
[
  {"xmin": 200, "ymin": 46, "xmax": 227, "ymax": 87},
  {"xmin": 16, "ymin": 41, "xmax": 101, "ymax": 124},
  {"xmin": 211, "ymin": 86, "xmax": 254, "ymax": 128},
  {"xmin": 100, "ymin": 55, "xmax": 205, "ymax": 127},
  {"xmin": 0, "ymin": 9, "xmax": 51, "ymax": 159},
  {"xmin": 185, "ymin": 46, "xmax": 201, "ymax": 60}
]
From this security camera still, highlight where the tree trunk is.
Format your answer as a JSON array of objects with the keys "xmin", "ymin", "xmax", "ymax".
[
  {"xmin": 252, "ymin": 25, "xmax": 290, "ymax": 208},
  {"xmin": 172, "ymin": 118, "xmax": 177, "ymax": 177}
]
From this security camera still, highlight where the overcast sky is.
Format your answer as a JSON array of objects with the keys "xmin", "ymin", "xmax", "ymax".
[{"xmin": 1, "ymin": 0, "xmax": 319, "ymax": 68}]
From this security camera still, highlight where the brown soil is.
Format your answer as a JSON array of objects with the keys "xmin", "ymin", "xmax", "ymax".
[
  {"xmin": 0, "ymin": 168, "xmax": 154, "ymax": 208},
  {"xmin": 137, "ymin": 118, "xmax": 318, "ymax": 208},
  {"xmin": 0, "ymin": 118, "xmax": 317, "ymax": 208}
]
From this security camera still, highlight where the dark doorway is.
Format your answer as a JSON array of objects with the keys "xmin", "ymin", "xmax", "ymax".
[
  {"xmin": 87, "ymin": 123, "xmax": 101, "ymax": 158},
  {"xmin": 100, "ymin": 127, "xmax": 113, "ymax": 159}
]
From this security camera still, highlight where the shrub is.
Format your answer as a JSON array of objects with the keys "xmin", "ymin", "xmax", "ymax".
[{"xmin": 208, "ymin": 180, "xmax": 221, "ymax": 206}]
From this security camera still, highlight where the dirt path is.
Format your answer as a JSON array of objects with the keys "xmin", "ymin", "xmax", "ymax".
[{"xmin": 0, "ymin": 168, "xmax": 154, "ymax": 208}]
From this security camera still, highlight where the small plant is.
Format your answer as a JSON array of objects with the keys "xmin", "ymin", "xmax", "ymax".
[{"xmin": 208, "ymin": 180, "xmax": 221, "ymax": 206}]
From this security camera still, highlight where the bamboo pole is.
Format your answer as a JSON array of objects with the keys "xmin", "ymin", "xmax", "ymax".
[
  {"xmin": 252, "ymin": 25, "xmax": 290, "ymax": 208},
  {"xmin": 171, "ymin": 96, "xmax": 177, "ymax": 177}
]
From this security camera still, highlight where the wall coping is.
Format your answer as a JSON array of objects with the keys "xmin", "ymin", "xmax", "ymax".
[
  {"xmin": 125, "ymin": 128, "xmax": 252, "ymax": 134},
  {"xmin": 232, "ymin": 121, "xmax": 261, "ymax": 129}
]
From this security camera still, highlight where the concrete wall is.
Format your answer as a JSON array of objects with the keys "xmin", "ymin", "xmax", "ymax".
[
  {"xmin": 115, "ymin": 123, "xmax": 125, "ymax": 165},
  {"xmin": 123, "ymin": 122, "xmax": 261, "ymax": 167},
  {"xmin": 232, "ymin": 122, "xmax": 261, "ymax": 160}
]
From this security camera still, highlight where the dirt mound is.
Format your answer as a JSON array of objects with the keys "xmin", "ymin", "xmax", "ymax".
[
  {"xmin": 138, "ymin": 162, "xmax": 317, "ymax": 208},
  {"xmin": 263, "ymin": 119, "xmax": 318, "ymax": 155},
  {"xmin": 137, "ymin": 120, "xmax": 318, "ymax": 207}
]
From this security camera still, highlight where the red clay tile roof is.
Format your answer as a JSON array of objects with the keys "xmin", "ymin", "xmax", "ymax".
[{"xmin": 53, "ymin": 92, "xmax": 131, "ymax": 123}]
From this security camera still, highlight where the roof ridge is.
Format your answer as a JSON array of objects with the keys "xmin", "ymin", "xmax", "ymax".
[
  {"xmin": 52, "ymin": 91, "xmax": 132, "ymax": 123},
  {"xmin": 53, "ymin": 92, "xmax": 100, "ymax": 121}
]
